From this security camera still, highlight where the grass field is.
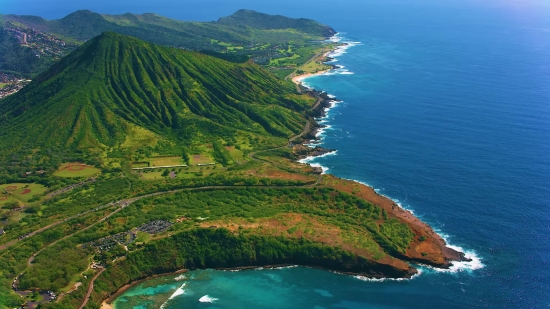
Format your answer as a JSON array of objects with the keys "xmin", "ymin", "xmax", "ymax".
[
  {"xmin": 226, "ymin": 146, "xmax": 245, "ymax": 162},
  {"xmin": 53, "ymin": 163, "xmax": 101, "ymax": 178},
  {"xmin": 190, "ymin": 154, "xmax": 215, "ymax": 165},
  {"xmin": 149, "ymin": 156, "xmax": 184, "ymax": 166},
  {"xmin": 0, "ymin": 83, "xmax": 7, "ymax": 89},
  {"xmin": 0, "ymin": 183, "xmax": 48, "ymax": 205}
]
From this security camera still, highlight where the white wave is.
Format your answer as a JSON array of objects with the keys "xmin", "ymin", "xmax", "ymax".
[
  {"xmin": 298, "ymin": 151, "xmax": 338, "ymax": 174},
  {"xmin": 307, "ymin": 33, "xmax": 483, "ymax": 278},
  {"xmin": 174, "ymin": 274, "xmax": 186, "ymax": 281},
  {"xmin": 272, "ymin": 265, "xmax": 299, "ymax": 270},
  {"xmin": 353, "ymin": 269, "xmax": 424, "ymax": 282},
  {"xmin": 198, "ymin": 295, "xmax": 218, "ymax": 303},
  {"xmin": 423, "ymin": 235, "xmax": 484, "ymax": 273},
  {"xmin": 299, "ymin": 150, "xmax": 338, "ymax": 163},
  {"xmin": 160, "ymin": 283, "xmax": 187, "ymax": 309},
  {"xmin": 344, "ymin": 177, "xmax": 484, "ymax": 274},
  {"xmin": 305, "ymin": 162, "xmax": 329, "ymax": 174},
  {"xmin": 169, "ymin": 283, "xmax": 186, "ymax": 299}
]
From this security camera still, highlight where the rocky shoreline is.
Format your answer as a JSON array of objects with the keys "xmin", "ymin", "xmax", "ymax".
[
  {"xmin": 100, "ymin": 41, "xmax": 469, "ymax": 309},
  {"xmin": 293, "ymin": 60, "xmax": 470, "ymax": 269}
]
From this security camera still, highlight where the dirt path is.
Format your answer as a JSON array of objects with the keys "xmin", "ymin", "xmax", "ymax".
[{"xmin": 79, "ymin": 267, "xmax": 105, "ymax": 309}]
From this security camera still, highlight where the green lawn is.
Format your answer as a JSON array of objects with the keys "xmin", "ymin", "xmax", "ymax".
[
  {"xmin": 53, "ymin": 163, "xmax": 101, "ymax": 178},
  {"xmin": 0, "ymin": 183, "xmax": 48, "ymax": 205}
]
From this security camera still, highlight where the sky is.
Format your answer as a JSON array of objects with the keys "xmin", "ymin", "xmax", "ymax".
[{"xmin": 1, "ymin": 0, "xmax": 548, "ymax": 22}]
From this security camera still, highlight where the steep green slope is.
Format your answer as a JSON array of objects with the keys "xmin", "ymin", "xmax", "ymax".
[
  {"xmin": 0, "ymin": 32, "xmax": 311, "ymax": 152},
  {"xmin": 0, "ymin": 10, "xmax": 336, "ymax": 78},
  {"xmin": 217, "ymin": 9, "xmax": 335, "ymax": 37},
  {"xmin": 2, "ymin": 10, "xmax": 334, "ymax": 47}
]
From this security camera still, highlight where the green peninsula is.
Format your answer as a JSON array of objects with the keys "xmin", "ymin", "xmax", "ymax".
[{"xmin": 0, "ymin": 29, "xmax": 465, "ymax": 309}]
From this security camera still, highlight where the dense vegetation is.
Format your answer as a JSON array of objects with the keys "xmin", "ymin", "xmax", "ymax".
[
  {"xmin": 0, "ymin": 32, "xmax": 315, "ymax": 178},
  {"xmin": 0, "ymin": 9, "xmax": 336, "ymax": 77},
  {"xmin": 82, "ymin": 228, "xmax": 410, "ymax": 308},
  {"xmin": 0, "ymin": 14, "xmax": 450, "ymax": 309},
  {"xmin": 0, "ymin": 29, "xmax": 53, "ymax": 76}
]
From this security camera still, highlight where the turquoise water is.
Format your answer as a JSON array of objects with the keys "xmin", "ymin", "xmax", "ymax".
[{"xmin": 3, "ymin": 0, "xmax": 549, "ymax": 307}]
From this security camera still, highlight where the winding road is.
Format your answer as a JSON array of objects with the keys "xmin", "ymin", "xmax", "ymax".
[{"xmin": 9, "ymin": 94, "xmax": 328, "ymax": 308}]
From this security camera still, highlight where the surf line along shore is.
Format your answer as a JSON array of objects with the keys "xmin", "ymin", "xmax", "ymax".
[
  {"xmin": 99, "ymin": 40, "xmax": 469, "ymax": 309},
  {"xmin": 289, "ymin": 39, "xmax": 471, "ymax": 266}
]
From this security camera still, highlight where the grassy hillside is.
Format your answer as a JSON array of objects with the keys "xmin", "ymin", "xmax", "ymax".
[
  {"xmin": 0, "ymin": 10, "xmax": 336, "ymax": 78},
  {"xmin": 0, "ymin": 13, "xmax": 462, "ymax": 309},
  {"xmin": 3, "ymin": 9, "xmax": 334, "ymax": 44},
  {"xmin": 0, "ymin": 32, "xmax": 311, "ymax": 151},
  {"xmin": 217, "ymin": 9, "xmax": 335, "ymax": 37}
]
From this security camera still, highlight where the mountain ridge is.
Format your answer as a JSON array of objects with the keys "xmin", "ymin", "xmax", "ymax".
[{"xmin": 0, "ymin": 31, "xmax": 313, "ymax": 151}]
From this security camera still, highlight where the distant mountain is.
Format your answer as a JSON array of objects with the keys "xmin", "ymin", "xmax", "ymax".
[
  {"xmin": 3, "ymin": 9, "xmax": 335, "ymax": 43},
  {"xmin": 3, "ymin": 9, "xmax": 335, "ymax": 55},
  {"xmin": 0, "ymin": 10, "xmax": 335, "ymax": 78},
  {"xmin": 0, "ymin": 32, "xmax": 311, "ymax": 151},
  {"xmin": 218, "ymin": 9, "xmax": 336, "ymax": 38}
]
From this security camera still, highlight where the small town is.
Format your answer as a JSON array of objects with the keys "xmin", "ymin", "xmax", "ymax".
[
  {"xmin": 3, "ymin": 22, "xmax": 78, "ymax": 59},
  {"xmin": 0, "ymin": 73, "xmax": 30, "ymax": 99}
]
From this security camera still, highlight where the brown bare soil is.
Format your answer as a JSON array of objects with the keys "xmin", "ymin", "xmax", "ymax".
[
  {"xmin": 321, "ymin": 175, "xmax": 463, "ymax": 267},
  {"xmin": 264, "ymin": 169, "xmax": 313, "ymax": 181},
  {"xmin": 67, "ymin": 165, "xmax": 86, "ymax": 171},
  {"xmin": 19, "ymin": 189, "xmax": 32, "ymax": 195}
]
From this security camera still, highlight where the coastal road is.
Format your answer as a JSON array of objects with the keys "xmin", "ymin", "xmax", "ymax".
[{"xmin": 0, "ymin": 179, "xmax": 124, "ymax": 252}]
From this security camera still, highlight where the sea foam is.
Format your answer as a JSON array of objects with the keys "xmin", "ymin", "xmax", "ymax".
[
  {"xmin": 299, "ymin": 33, "xmax": 483, "ymax": 278},
  {"xmin": 159, "ymin": 283, "xmax": 187, "ymax": 309},
  {"xmin": 353, "ymin": 269, "xmax": 424, "ymax": 282},
  {"xmin": 169, "ymin": 283, "xmax": 186, "ymax": 299},
  {"xmin": 347, "ymin": 177, "xmax": 484, "ymax": 273},
  {"xmin": 198, "ymin": 295, "xmax": 219, "ymax": 303}
]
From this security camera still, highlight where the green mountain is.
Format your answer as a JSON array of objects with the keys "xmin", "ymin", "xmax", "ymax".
[
  {"xmin": 3, "ymin": 9, "xmax": 334, "ymax": 44},
  {"xmin": 0, "ymin": 10, "xmax": 336, "ymax": 77},
  {"xmin": 217, "ymin": 9, "xmax": 335, "ymax": 37},
  {"xmin": 0, "ymin": 32, "xmax": 312, "ymax": 152}
]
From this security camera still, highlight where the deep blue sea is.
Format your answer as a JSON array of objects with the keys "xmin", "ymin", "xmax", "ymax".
[{"xmin": 3, "ymin": 0, "xmax": 549, "ymax": 307}]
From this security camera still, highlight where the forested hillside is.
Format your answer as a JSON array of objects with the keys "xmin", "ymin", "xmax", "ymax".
[
  {"xmin": 0, "ymin": 32, "xmax": 310, "ymax": 149},
  {"xmin": 0, "ymin": 10, "xmax": 336, "ymax": 78}
]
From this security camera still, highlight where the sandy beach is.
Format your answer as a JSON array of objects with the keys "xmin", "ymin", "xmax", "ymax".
[
  {"xmin": 101, "ymin": 301, "xmax": 114, "ymax": 309},
  {"xmin": 291, "ymin": 70, "xmax": 331, "ymax": 85}
]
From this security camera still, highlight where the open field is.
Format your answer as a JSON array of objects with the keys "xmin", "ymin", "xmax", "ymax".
[
  {"xmin": 0, "ymin": 83, "xmax": 7, "ymax": 89},
  {"xmin": 226, "ymin": 146, "xmax": 245, "ymax": 162},
  {"xmin": 137, "ymin": 165, "xmax": 219, "ymax": 180},
  {"xmin": 53, "ymin": 163, "xmax": 101, "ymax": 178},
  {"xmin": 148, "ymin": 156, "xmax": 183, "ymax": 167},
  {"xmin": 0, "ymin": 183, "xmax": 48, "ymax": 205},
  {"xmin": 190, "ymin": 154, "xmax": 215, "ymax": 165}
]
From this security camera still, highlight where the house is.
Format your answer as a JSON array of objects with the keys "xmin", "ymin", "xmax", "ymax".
[{"xmin": 0, "ymin": 229, "xmax": 5, "ymax": 235}]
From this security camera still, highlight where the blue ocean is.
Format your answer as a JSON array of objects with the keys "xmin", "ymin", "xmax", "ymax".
[{"xmin": 4, "ymin": 0, "xmax": 549, "ymax": 307}]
